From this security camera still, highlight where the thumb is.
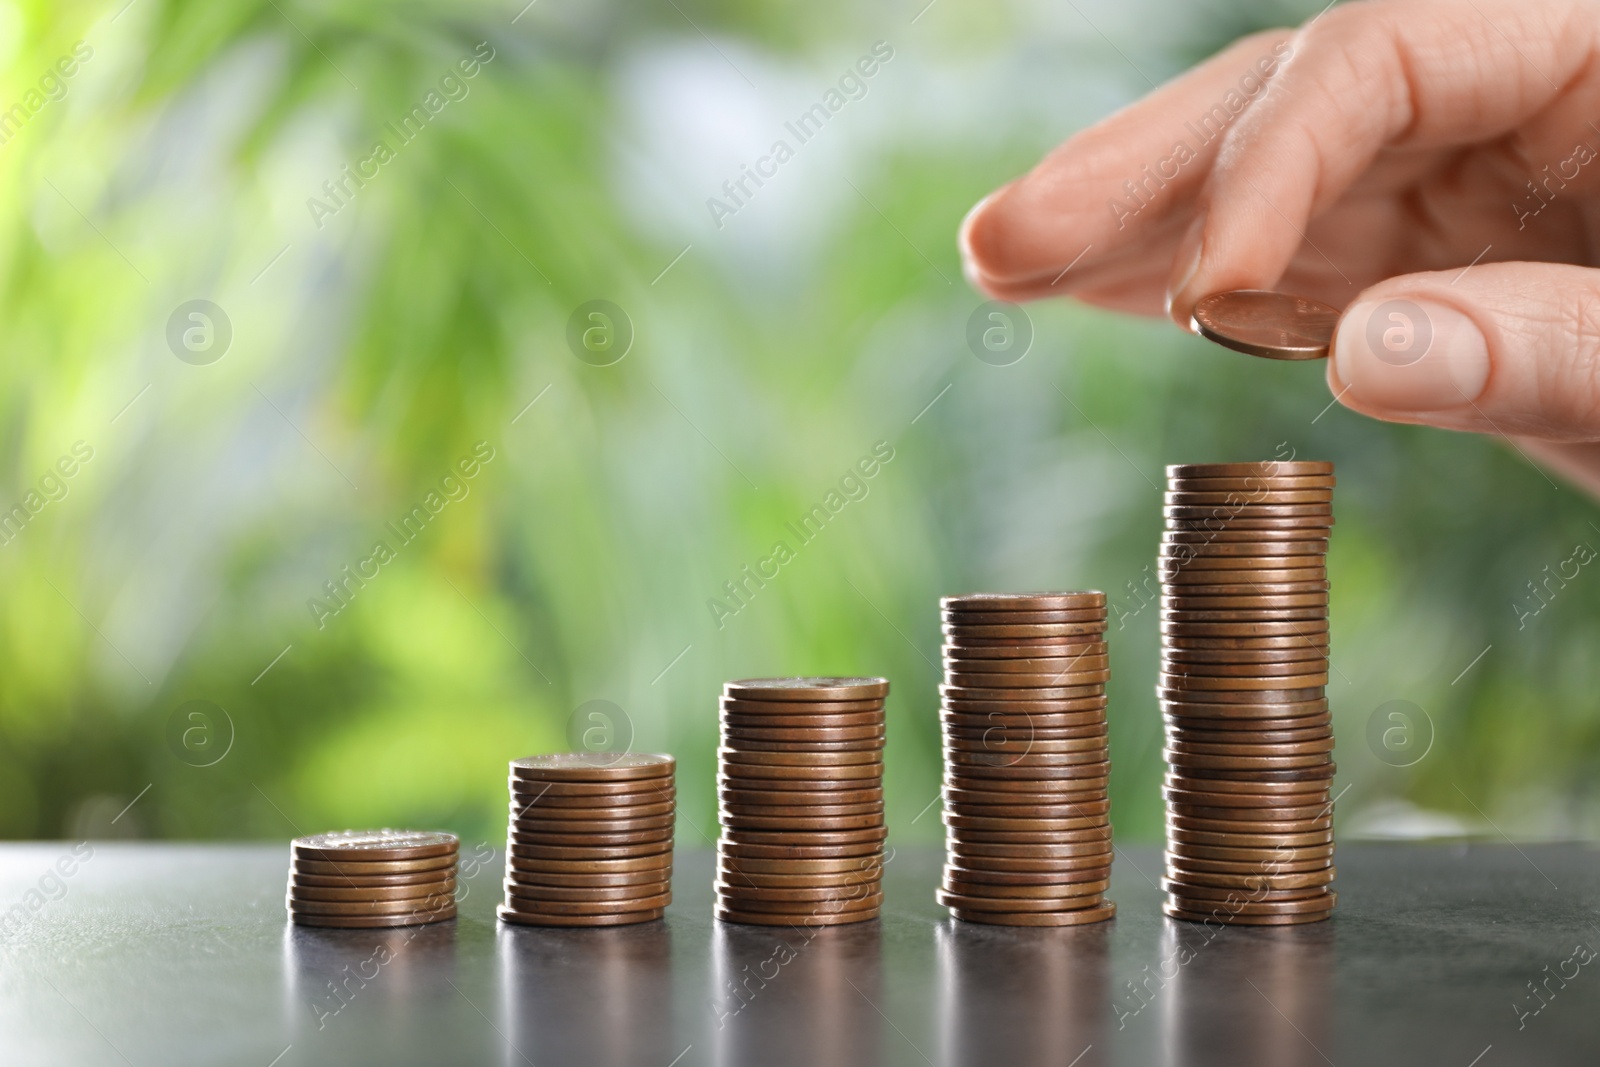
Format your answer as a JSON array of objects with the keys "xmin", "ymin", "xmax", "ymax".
[{"xmin": 1330, "ymin": 262, "xmax": 1600, "ymax": 441}]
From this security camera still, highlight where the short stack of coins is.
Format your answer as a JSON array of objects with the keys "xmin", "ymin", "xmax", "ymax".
[
  {"xmin": 1159, "ymin": 460, "xmax": 1337, "ymax": 925},
  {"xmin": 936, "ymin": 592, "xmax": 1117, "ymax": 926},
  {"xmin": 287, "ymin": 830, "xmax": 458, "ymax": 928},
  {"xmin": 499, "ymin": 753, "xmax": 675, "ymax": 927},
  {"xmin": 715, "ymin": 677, "xmax": 889, "ymax": 926}
]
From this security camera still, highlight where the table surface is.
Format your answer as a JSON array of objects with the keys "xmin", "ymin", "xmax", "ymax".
[{"xmin": 1, "ymin": 842, "xmax": 1596, "ymax": 1066}]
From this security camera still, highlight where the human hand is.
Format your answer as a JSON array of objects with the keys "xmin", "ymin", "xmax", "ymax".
[{"xmin": 959, "ymin": 0, "xmax": 1600, "ymax": 473}]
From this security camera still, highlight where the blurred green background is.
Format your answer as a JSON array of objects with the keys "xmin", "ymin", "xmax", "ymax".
[{"xmin": 2, "ymin": 0, "xmax": 1596, "ymax": 849}]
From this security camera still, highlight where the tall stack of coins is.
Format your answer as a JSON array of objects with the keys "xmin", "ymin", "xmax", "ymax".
[
  {"xmin": 716, "ymin": 678, "xmax": 888, "ymax": 926},
  {"xmin": 936, "ymin": 593, "xmax": 1116, "ymax": 926},
  {"xmin": 287, "ymin": 830, "xmax": 458, "ymax": 928},
  {"xmin": 499, "ymin": 754, "xmax": 675, "ymax": 927},
  {"xmin": 1159, "ymin": 460, "xmax": 1336, "ymax": 925}
]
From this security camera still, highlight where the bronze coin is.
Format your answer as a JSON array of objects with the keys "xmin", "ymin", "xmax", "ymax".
[
  {"xmin": 944, "ymin": 735, "xmax": 1108, "ymax": 755},
  {"xmin": 1161, "ymin": 606, "xmax": 1328, "ymax": 624},
  {"xmin": 1160, "ymin": 554, "xmax": 1326, "ymax": 574},
  {"xmin": 1165, "ymin": 843, "xmax": 1334, "ymax": 865},
  {"xmin": 1161, "ymin": 538, "xmax": 1329, "ymax": 557},
  {"xmin": 942, "ymin": 656, "xmax": 1110, "ymax": 676},
  {"xmin": 291, "ymin": 868, "xmax": 461, "ymax": 888},
  {"xmin": 510, "ymin": 753, "xmax": 675, "ymax": 782},
  {"xmin": 713, "ymin": 905, "xmax": 878, "ymax": 927},
  {"xmin": 509, "ymin": 828, "xmax": 674, "ymax": 847},
  {"xmin": 503, "ymin": 778, "xmax": 676, "ymax": 799},
  {"xmin": 1160, "ymin": 701, "xmax": 1330, "ymax": 722},
  {"xmin": 289, "ymin": 893, "xmax": 455, "ymax": 916},
  {"xmin": 1161, "ymin": 620, "xmax": 1328, "ymax": 639},
  {"xmin": 945, "ymin": 672, "xmax": 1112, "ymax": 690},
  {"xmin": 1166, "ymin": 517, "xmax": 1333, "ymax": 532},
  {"xmin": 717, "ymin": 772, "xmax": 878, "ymax": 792},
  {"xmin": 1157, "ymin": 686, "xmax": 1326, "ymax": 705},
  {"xmin": 1162, "ymin": 645, "xmax": 1326, "ymax": 665},
  {"xmin": 718, "ymin": 747, "xmax": 882, "ymax": 766},
  {"xmin": 494, "ymin": 892, "xmax": 674, "ymax": 917},
  {"xmin": 294, "ymin": 905, "xmax": 457, "ymax": 928},
  {"xmin": 1164, "ymin": 708, "xmax": 1333, "ymax": 727},
  {"xmin": 1163, "ymin": 571, "xmax": 1328, "ymax": 590},
  {"xmin": 719, "ymin": 787, "xmax": 883, "ymax": 807},
  {"xmin": 718, "ymin": 737, "xmax": 885, "ymax": 754},
  {"xmin": 1167, "ymin": 890, "xmax": 1336, "ymax": 916},
  {"xmin": 1164, "ymin": 504, "xmax": 1332, "ymax": 521},
  {"xmin": 499, "ymin": 905, "xmax": 663, "ymax": 927},
  {"xmin": 510, "ymin": 785, "xmax": 676, "ymax": 808},
  {"xmin": 1162, "ymin": 582, "xmax": 1329, "ymax": 600},
  {"xmin": 723, "ymin": 677, "xmax": 889, "ymax": 702},
  {"xmin": 947, "ymin": 839, "xmax": 1113, "ymax": 860},
  {"xmin": 506, "ymin": 840, "xmax": 672, "ymax": 862},
  {"xmin": 504, "ymin": 881, "xmax": 670, "ymax": 903},
  {"xmin": 946, "ymin": 774, "xmax": 1110, "ymax": 796},
  {"xmin": 720, "ymin": 698, "xmax": 884, "ymax": 715},
  {"xmin": 944, "ymin": 723, "xmax": 1108, "ymax": 742},
  {"xmin": 292, "ymin": 830, "xmax": 458, "ymax": 863},
  {"xmin": 1168, "ymin": 828, "xmax": 1333, "ymax": 848},
  {"xmin": 943, "ymin": 874, "xmax": 1112, "ymax": 897},
  {"xmin": 940, "ymin": 592, "xmax": 1106, "ymax": 612},
  {"xmin": 942, "ymin": 702, "xmax": 1107, "ymax": 719},
  {"xmin": 719, "ymin": 853, "xmax": 884, "ymax": 874},
  {"xmin": 1188, "ymin": 291, "xmax": 1337, "ymax": 360},
  {"xmin": 507, "ymin": 853, "xmax": 673, "ymax": 875},
  {"xmin": 1162, "ymin": 903, "xmax": 1330, "ymax": 926},
  {"xmin": 936, "ymin": 884, "xmax": 1108, "ymax": 911},
  {"xmin": 1166, "ymin": 722, "xmax": 1331, "ymax": 743},
  {"xmin": 1160, "ymin": 674, "xmax": 1329, "ymax": 694},
  {"xmin": 1163, "ymin": 787, "xmax": 1331, "ymax": 809},
  {"xmin": 1164, "ymin": 779, "xmax": 1332, "ymax": 802},
  {"xmin": 944, "ymin": 637, "xmax": 1108, "ymax": 655},
  {"xmin": 724, "ymin": 825, "xmax": 888, "ymax": 846},
  {"xmin": 942, "ymin": 685, "xmax": 1109, "ymax": 703},
  {"xmin": 1160, "ymin": 879, "xmax": 1329, "ymax": 902},
  {"xmin": 289, "ymin": 880, "xmax": 456, "ymax": 903},
  {"xmin": 505, "ymin": 868, "xmax": 671, "ymax": 888},
  {"xmin": 1168, "ymin": 474, "xmax": 1335, "ymax": 490},
  {"xmin": 720, "ymin": 801, "xmax": 884, "ymax": 818},
  {"xmin": 945, "ymin": 750, "xmax": 1108, "ymax": 771},
  {"xmin": 1167, "ymin": 813, "xmax": 1332, "ymax": 834},
  {"xmin": 292, "ymin": 855, "xmax": 456, "ymax": 877},
  {"xmin": 717, "ymin": 890, "xmax": 882, "ymax": 914},
  {"xmin": 946, "ymin": 828, "xmax": 1113, "ymax": 846},
  {"xmin": 1165, "ymin": 751, "xmax": 1332, "ymax": 773},
  {"xmin": 944, "ymin": 854, "xmax": 1114, "ymax": 875},
  {"xmin": 511, "ymin": 814, "xmax": 676, "ymax": 834},
  {"xmin": 944, "ymin": 813, "xmax": 1107, "ymax": 833},
  {"xmin": 1160, "ymin": 657, "xmax": 1329, "ymax": 679},
  {"xmin": 1167, "ymin": 764, "xmax": 1336, "ymax": 784},
  {"xmin": 719, "ymin": 871, "xmax": 883, "ymax": 891},
  {"xmin": 943, "ymin": 610, "xmax": 1108, "ymax": 625},
  {"xmin": 1165, "ymin": 490, "xmax": 1331, "ymax": 507},
  {"xmin": 947, "ymin": 767, "xmax": 1112, "ymax": 788},
  {"xmin": 516, "ymin": 800, "xmax": 676, "ymax": 821},
  {"xmin": 1168, "ymin": 461, "xmax": 1334, "ymax": 479},
  {"xmin": 717, "ymin": 761, "xmax": 882, "ymax": 781},
  {"xmin": 1167, "ymin": 801, "xmax": 1332, "ymax": 822},
  {"xmin": 1163, "ymin": 528, "xmax": 1329, "ymax": 544},
  {"xmin": 943, "ymin": 789, "xmax": 1109, "ymax": 812},
  {"xmin": 720, "ymin": 725, "xmax": 886, "ymax": 743},
  {"xmin": 712, "ymin": 881, "xmax": 882, "ymax": 904},
  {"xmin": 948, "ymin": 901, "xmax": 1116, "ymax": 926},
  {"xmin": 1165, "ymin": 854, "xmax": 1331, "ymax": 875},
  {"xmin": 940, "ymin": 623, "xmax": 1107, "ymax": 640},
  {"xmin": 1165, "ymin": 738, "xmax": 1334, "ymax": 758},
  {"xmin": 950, "ymin": 799, "xmax": 1111, "ymax": 820},
  {"xmin": 718, "ymin": 839, "xmax": 884, "ymax": 860},
  {"xmin": 721, "ymin": 711, "xmax": 884, "ymax": 729},
  {"xmin": 722, "ymin": 813, "xmax": 885, "ymax": 832}
]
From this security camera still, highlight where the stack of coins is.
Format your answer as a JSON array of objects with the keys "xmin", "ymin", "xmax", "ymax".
[
  {"xmin": 936, "ymin": 593, "xmax": 1116, "ymax": 926},
  {"xmin": 1159, "ymin": 460, "xmax": 1337, "ymax": 925},
  {"xmin": 716, "ymin": 678, "xmax": 889, "ymax": 926},
  {"xmin": 499, "ymin": 754, "xmax": 675, "ymax": 927},
  {"xmin": 287, "ymin": 830, "xmax": 458, "ymax": 928}
]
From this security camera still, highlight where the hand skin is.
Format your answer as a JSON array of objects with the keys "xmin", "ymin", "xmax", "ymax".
[{"xmin": 959, "ymin": 0, "xmax": 1600, "ymax": 494}]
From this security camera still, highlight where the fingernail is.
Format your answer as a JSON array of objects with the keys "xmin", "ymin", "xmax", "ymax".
[
  {"xmin": 1165, "ymin": 214, "xmax": 1206, "ymax": 327},
  {"xmin": 1333, "ymin": 297, "xmax": 1490, "ymax": 412}
]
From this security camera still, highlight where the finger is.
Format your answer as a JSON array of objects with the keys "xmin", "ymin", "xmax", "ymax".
[
  {"xmin": 1169, "ymin": 0, "xmax": 1600, "ymax": 323},
  {"xmin": 1328, "ymin": 261, "xmax": 1600, "ymax": 440},
  {"xmin": 961, "ymin": 29, "xmax": 1294, "ymax": 295}
]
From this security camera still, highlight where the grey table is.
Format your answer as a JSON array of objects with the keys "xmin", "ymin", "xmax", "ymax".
[{"xmin": 1, "ymin": 842, "xmax": 1596, "ymax": 1066}]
